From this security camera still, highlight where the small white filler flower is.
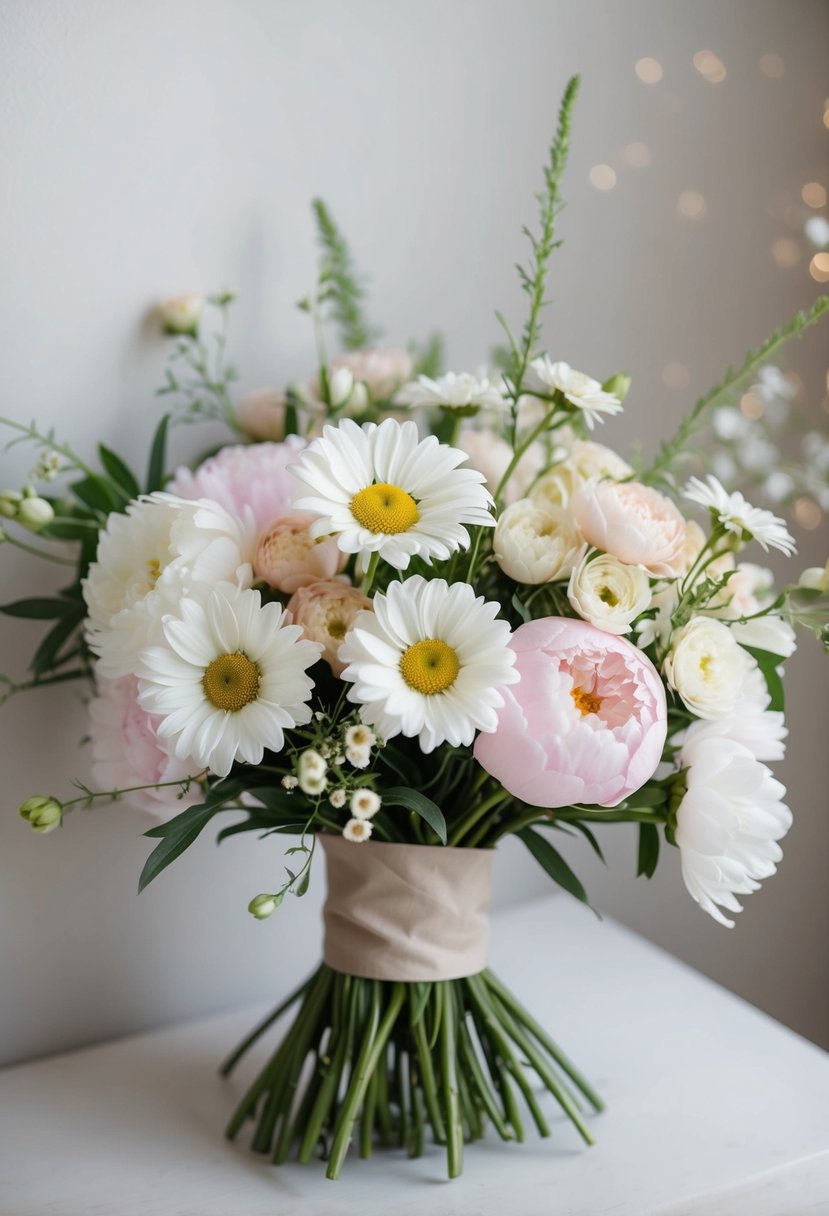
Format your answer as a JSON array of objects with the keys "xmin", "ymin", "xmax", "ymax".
[
  {"xmin": 339, "ymin": 575, "xmax": 519, "ymax": 753},
  {"xmin": 290, "ymin": 418, "xmax": 495, "ymax": 571},
  {"xmin": 683, "ymin": 475, "xmax": 796, "ymax": 555},
  {"xmin": 138, "ymin": 583, "xmax": 320, "ymax": 778}
]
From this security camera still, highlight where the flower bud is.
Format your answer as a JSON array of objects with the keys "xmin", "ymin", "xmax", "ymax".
[
  {"xmin": 602, "ymin": 372, "xmax": 632, "ymax": 402},
  {"xmin": 19, "ymin": 796, "xmax": 62, "ymax": 833},
  {"xmin": 799, "ymin": 561, "xmax": 829, "ymax": 593},
  {"xmin": 329, "ymin": 366, "xmax": 355, "ymax": 407},
  {"xmin": 17, "ymin": 496, "xmax": 54, "ymax": 532},
  {"xmin": 0, "ymin": 490, "xmax": 22, "ymax": 519},
  {"xmin": 248, "ymin": 893, "xmax": 278, "ymax": 920},
  {"xmin": 158, "ymin": 293, "xmax": 204, "ymax": 336}
]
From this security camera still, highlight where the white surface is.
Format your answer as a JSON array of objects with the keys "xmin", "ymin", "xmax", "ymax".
[
  {"xmin": 2, "ymin": 894, "xmax": 828, "ymax": 1216},
  {"xmin": 2, "ymin": 0, "xmax": 829, "ymax": 1066}
]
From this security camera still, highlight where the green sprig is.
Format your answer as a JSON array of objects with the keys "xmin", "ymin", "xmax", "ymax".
[{"xmin": 312, "ymin": 198, "xmax": 381, "ymax": 351}]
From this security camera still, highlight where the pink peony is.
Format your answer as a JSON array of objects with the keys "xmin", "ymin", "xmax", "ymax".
[
  {"xmin": 89, "ymin": 676, "xmax": 202, "ymax": 817},
  {"xmin": 287, "ymin": 579, "xmax": 374, "ymax": 676},
  {"xmin": 171, "ymin": 438, "xmax": 306, "ymax": 532},
  {"xmin": 572, "ymin": 479, "xmax": 686, "ymax": 576},
  {"xmin": 254, "ymin": 513, "xmax": 347, "ymax": 594},
  {"xmin": 474, "ymin": 617, "xmax": 667, "ymax": 807},
  {"xmin": 329, "ymin": 348, "xmax": 413, "ymax": 401}
]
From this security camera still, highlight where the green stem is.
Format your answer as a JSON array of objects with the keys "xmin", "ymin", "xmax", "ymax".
[
  {"xmin": 3, "ymin": 532, "xmax": 78, "ymax": 566},
  {"xmin": 448, "ymin": 790, "xmax": 508, "ymax": 846},
  {"xmin": 360, "ymin": 551, "xmax": 380, "ymax": 596},
  {"xmin": 439, "ymin": 982, "xmax": 463, "ymax": 1179},
  {"xmin": 326, "ymin": 982, "xmax": 405, "ymax": 1180}
]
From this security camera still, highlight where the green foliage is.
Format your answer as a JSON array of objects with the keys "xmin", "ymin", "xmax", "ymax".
[
  {"xmin": 517, "ymin": 825, "xmax": 591, "ymax": 908},
  {"xmin": 139, "ymin": 780, "xmax": 243, "ymax": 892},
  {"xmin": 382, "ymin": 787, "xmax": 447, "ymax": 844},
  {"xmin": 412, "ymin": 332, "xmax": 445, "ymax": 379},
  {"xmin": 145, "ymin": 414, "xmax": 170, "ymax": 493},
  {"xmin": 504, "ymin": 75, "xmax": 580, "ymax": 403},
  {"xmin": 742, "ymin": 646, "xmax": 786, "ymax": 712},
  {"xmin": 640, "ymin": 295, "xmax": 829, "ymax": 487},
  {"xmin": 313, "ymin": 198, "xmax": 381, "ymax": 351},
  {"xmin": 636, "ymin": 822, "xmax": 660, "ymax": 879}
]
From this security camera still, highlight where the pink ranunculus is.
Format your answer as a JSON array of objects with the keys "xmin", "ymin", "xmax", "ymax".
[
  {"xmin": 254, "ymin": 513, "xmax": 347, "ymax": 594},
  {"xmin": 89, "ymin": 676, "xmax": 202, "ymax": 817},
  {"xmin": 572, "ymin": 479, "xmax": 686, "ymax": 576},
  {"xmin": 287, "ymin": 579, "xmax": 374, "ymax": 676},
  {"xmin": 474, "ymin": 616, "xmax": 667, "ymax": 808},
  {"xmin": 171, "ymin": 438, "xmax": 306, "ymax": 532},
  {"xmin": 237, "ymin": 390, "xmax": 288, "ymax": 441},
  {"xmin": 330, "ymin": 348, "xmax": 414, "ymax": 401}
]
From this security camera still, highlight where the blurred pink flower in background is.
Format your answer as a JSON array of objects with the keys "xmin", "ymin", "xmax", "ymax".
[
  {"xmin": 475, "ymin": 616, "xmax": 667, "ymax": 807},
  {"xmin": 89, "ymin": 676, "xmax": 201, "ymax": 817},
  {"xmin": 254, "ymin": 513, "xmax": 347, "ymax": 594},
  {"xmin": 171, "ymin": 438, "xmax": 306, "ymax": 532}
]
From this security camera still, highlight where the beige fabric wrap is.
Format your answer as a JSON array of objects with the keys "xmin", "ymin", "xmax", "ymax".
[{"xmin": 321, "ymin": 834, "xmax": 494, "ymax": 982}]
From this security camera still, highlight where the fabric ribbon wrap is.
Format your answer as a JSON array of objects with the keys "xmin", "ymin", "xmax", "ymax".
[{"xmin": 320, "ymin": 834, "xmax": 494, "ymax": 982}]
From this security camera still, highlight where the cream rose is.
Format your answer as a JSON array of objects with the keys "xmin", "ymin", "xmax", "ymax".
[
  {"xmin": 568, "ymin": 552, "xmax": 651, "ymax": 635},
  {"xmin": 288, "ymin": 579, "xmax": 374, "ymax": 676},
  {"xmin": 158, "ymin": 292, "xmax": 203, "ymax": 336},
  {"xmin": 493, "ymin": 499, "xmax": 583, "ymax": 584},
  {"xmin": 664, "ymin": 617, "xmax": 750, "ymax": 719},
  {"xmin": 254, "ymin": 514, "xmax": 347, "ymax": 594},
  {"xmin": 572, "ymin": 480, "xmax": 686, "ymax": 576}
]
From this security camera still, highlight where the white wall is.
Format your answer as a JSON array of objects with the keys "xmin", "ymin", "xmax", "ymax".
[{"xmin": 1, "ymin": 0, "xmax": 827, "ymax": 1065}]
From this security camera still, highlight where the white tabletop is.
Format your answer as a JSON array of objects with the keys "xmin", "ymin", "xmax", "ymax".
[{"xmin": 2, "ymin": 893, "xmax": 828, "ymax": 1216}]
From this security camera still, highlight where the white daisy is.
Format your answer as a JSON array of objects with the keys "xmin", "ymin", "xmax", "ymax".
[
  {"xmin": 683, "ymin": 475, "xmax": 796, "ymax": 555},
  {"xmin": 137, "ymin": 583, "xmax": 320, "ymax": 779},
  {"xmin": 395, "ymin": 371, "xmax": 507, "ymax": 415},
  {"xmin": 339, "ymin": 575, "xmax": 519, "ymax": 753},
  {"xmin": 83, "ymin": 493, "xmax": 256, "ymax": 678},
  {"xmin": 290, "ymin": 418, "xmax": 495, "ymax": 570},
  {"xmin": 675, "ymin": 736, "xmax": 791, "ymax": 927},
  {"xmin": 524, "ymin": 358, "xmax": 623, "ymax": 429}
]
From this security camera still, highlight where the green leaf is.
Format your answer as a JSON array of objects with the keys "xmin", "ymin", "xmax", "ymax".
[
  {"xmin": 140, "ymin": 781, "xmax": 242, "ymax": 891},
  {"xmin": 312, "ymin": 198, "xmax": 381, "ymax": 351},
  {"xmin": 517, "ymin": 826, "xmax": 592, "ymax": 908},
  {"xmin": 0, "ymin": 597, "xmax": 79, "ymax": 620},
  {"xmin": 145, "ymin": 414, "xmax": 170, "ymax": 493},
  {"xmin": 511, "ymin": 592, "xmax": 531, "ymax": 624},
  {"xmin": 30, "ymin": 609, "xmax": 85, "ymax": 675},
  {"xmin": 70, "ymin": 474, "xmax": 123, "ymax": 514},
  {"xmin": 742, "ymin": 645, "xmax": 785, "ymax": 713},
  {"xmin": 383, "ymin": 787, "xmax": 447, "ymax": 844},
  {"xmin": 620, "ymin": 785, "xmax": 666, "ymax": 809},
  {"xmin": 637, "ymin": 822, "xmax": 660, "ymax": 879},
  {"xmin": 98, "ymin": 444, "xmax": 140, "ymax": 499},
  {"xmin": 245, "ymin": 786, "xmax": 299, "ymax": 815},
  {"xmin": 296, "ymin": 870, "xmax": 311, "ymax": 897}
]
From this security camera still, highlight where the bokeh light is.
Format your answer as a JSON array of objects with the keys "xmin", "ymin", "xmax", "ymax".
[
  {"xmin": 635, "ymin": 58, "xmax": 663, "ymax": 84},
  {"xmin": 809, "ymin": 253, "xmax": 829, "ymax": 282},
  {"xmin": 624, "ymin": 142, "xmax": 652, "ymax": 168},
  {"xmin": 794, "ymin": 498, "xmax": 822, "ymax": 530},
  {"xmin": 589, "ymin": 164, "xmax": 617, "ymax": 191},
  {"xmin": 677, "ymin": 190, "xmax": 707, "ymax": 219},
  {"xmin": 740, "ymin": 392, "xmax": 765, "ymax": 419},
  {"xmin": 759, "ymin": 53, "xmax": 785, "ymax": 78},
  {"xmin": 693, "ymin": 51, "xmax": 727, "ymax": 83},
  {"xmin": 802, "ymin": 181, "xmax": 827, "ymax": 208}
]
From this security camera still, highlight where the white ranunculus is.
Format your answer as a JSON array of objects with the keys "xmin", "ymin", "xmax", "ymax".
[
  {"xmin": 493, "ymin": 499, "xmax": 584, "ymax": 585},
  {"xmin": 663, "ymin": 616, "xmax": 749, "ymax": 719},
  {"xmin": 675, "ymin": 736, "xmax": 791, "ymax": 927},
  {"xmin": 799, "ymin": 560, "xmax": 829, "ymax": 592},
  {"xmin": 567, "ymin": 552, "xmax": 651, "ymax": 635}
]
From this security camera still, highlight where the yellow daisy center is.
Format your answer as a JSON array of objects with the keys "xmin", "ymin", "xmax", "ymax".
[
  {"xmin": 203, "ymin": 652, "xmax": 261, "ymax": 712},
  {"xmin": 400, "ymin": 639, "xmax": 460, "ymax": 696},
  {"xmin": 350, "ymin": 483, "xmax": 420, "ymax": 535},
  {"xmin": 571, "ymin": 685, "xmax": 602, "ymax": 716}
]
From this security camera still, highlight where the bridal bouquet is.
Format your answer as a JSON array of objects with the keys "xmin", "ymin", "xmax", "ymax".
[{"xmin": 5, "ymin": 79, "xmax": 829, "ymax": 1180}]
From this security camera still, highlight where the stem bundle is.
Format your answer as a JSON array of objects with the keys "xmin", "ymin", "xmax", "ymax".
[{"xmin": 222, "ymin": 963, "xmax": 602, "ymax": 1179}]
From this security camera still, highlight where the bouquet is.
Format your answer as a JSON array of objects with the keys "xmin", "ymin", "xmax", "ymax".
[{"xmin": 4, "ymin": 78, "xmax": 829, "ymax": 1181}]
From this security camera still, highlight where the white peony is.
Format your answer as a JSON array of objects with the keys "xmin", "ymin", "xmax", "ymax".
[
  {"xmin": 663, "ymin": 616, "xmax": 750, "ymax": 719},
  {"xmin": 677, "ymin": 705, "xmax": 787, "ymax": 764},
  {"xmin": 729, "ymin": 615, "xmax": 797, "ymax": 658},
  {"xmin": 494, "ymin": 499, "xmax": 584, "ymax": 585},
  {"xmin": 567, "ymin": 552, "xmax": 651, "ymax": 635},
  {"xmin": 675, "ymin": 736, "xmax": 791, "ymax": 927}
]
